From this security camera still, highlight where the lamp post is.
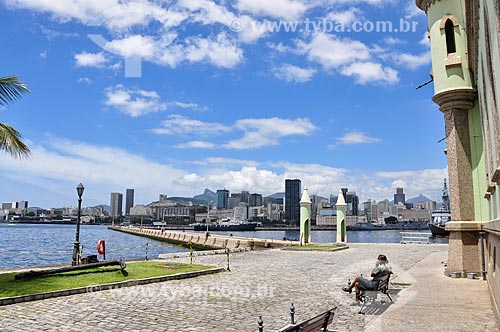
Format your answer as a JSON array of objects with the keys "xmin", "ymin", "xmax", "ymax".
[{"xmin": 72, "ymin": 183, "xmax": 84, "ymax": 266}]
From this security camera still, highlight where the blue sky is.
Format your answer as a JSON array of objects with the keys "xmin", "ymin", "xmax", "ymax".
[{"xmin": 0, "ymin": 0, "xmax": 447, "ymax": 208}]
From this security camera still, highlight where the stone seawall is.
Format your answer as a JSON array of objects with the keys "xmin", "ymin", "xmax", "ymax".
[{"xmin": 108, "ymin": 226, "xmax": 298, "ymax": 250}]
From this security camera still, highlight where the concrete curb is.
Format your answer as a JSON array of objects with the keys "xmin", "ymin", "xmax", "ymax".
[
  {"xmin": 282, "ymin": 245, "xmax": 350, "ymax": 252},
  {"xmin": 0, "ymin": 267, "xmax": 225, "ymax": 307},
  {"xmin": 158, "ymin": 247, "xmax": 250, "ymax": 259}
]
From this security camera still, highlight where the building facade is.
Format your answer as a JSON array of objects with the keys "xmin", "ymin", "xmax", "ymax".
[
  {"xmin": 125, "ymin": 189, "xmax": 134, "ymax": 216},
  {"xmin": 416, "ymin": 0, "xmax": 500, "ymax": 318},
  {"xmin": 216, "ymin": 189, "xmax": 230, "ymax": 210},
  {"xmin": 110, "ymin": 192, "xmax": 123, "ymax": 218},
  {"xmin": 394, "ymin": 187, "xmax": 406, "ymax": 205},
  {"xmin": 285, "ymin": 179, "xmax": 301, "ymax": 223}
]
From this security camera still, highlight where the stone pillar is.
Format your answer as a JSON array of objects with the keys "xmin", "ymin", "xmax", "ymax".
[
  {"xmin": 300, "ymin": 187, "xmax": 312, "ymax": 245},
  {"xmin": 433, "ymin": 88, "xmax": 481, "ymax": 275},
  {"xmin": 336, "ymin": 189, "xmax": 347, "ymax": 244}
]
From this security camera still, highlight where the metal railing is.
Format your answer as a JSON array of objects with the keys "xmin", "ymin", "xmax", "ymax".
[{"xmin": 400, "ymin": 232, "xmax": 432, "ymax": 244}]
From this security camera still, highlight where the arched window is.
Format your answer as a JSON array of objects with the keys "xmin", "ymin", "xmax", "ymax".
[{"xmin": 445, "ymin": 19, "xmax": 456, "ymax": 54}]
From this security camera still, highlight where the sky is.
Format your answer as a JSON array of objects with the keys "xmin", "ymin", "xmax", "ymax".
[{"xmin": 0, "ymin": 0, "xmax": 448, "ymax": 208}]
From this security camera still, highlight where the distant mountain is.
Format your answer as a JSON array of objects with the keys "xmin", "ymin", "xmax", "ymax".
[
  {"xmin": 193, "ymin": 189, "xmax": 216, "ymax": 205},
  {"xmin": 266, "ymin": 192, "xmax": 285, "ymax": 199},
  {"xmin": 406, "ymin": 194, "xmax": 433, "ymax": 204}
]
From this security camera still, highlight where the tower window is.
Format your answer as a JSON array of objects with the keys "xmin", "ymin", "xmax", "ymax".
[{"xmin": 445, "ymin": 19, "xmax": 456, "ymax": 54}]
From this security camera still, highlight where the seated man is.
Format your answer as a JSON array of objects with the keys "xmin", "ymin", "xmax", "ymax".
[{"xmin": 342, "ymin": 254, "xmax": 391, "ymax": 302}]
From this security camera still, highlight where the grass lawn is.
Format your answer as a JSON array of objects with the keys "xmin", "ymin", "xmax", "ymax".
[
  {"xmin": 288, "ymin": 245, "xmax": 343, "ymax": 250},
  {"xmin": 0, "ymin": 261, "xmax": 212, "ymax": 298}
]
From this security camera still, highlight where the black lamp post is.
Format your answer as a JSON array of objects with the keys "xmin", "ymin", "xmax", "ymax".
[{"xmin": 72, "ymin": 183, "xmax": 84, "ymax": 266}]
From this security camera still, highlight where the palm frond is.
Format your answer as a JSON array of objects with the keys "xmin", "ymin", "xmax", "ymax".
[
  {"xmin": 0, "ymin": 123, "xmax": 31, "ymax": 158},
  {"xmin": 0, "ymin": 75, "xmax": 31, "ymax": 108}
]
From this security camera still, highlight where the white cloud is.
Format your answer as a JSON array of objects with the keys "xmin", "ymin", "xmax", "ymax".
[
  {"xmin": 174, "ymin": 141, "xmax": 217, "ymax": 149},
  {"xmin": 0, "ymin": 139, "xmax": 189, "ymax": 205},
  {"xmin": 393, "ymin": 51, "xmax": 431, "ymax": 70},
  {"xmin": 155, "ymin": 116, "xmax": 316, "ymax": 150},
  {"xmin": 235, "ymin": 0, "xmax": 308, "ymax": 20},
  {"xmin": 39, "ymin": 51, "xmax": 47, "ymax": 59},
  {"xmin": 300, "ymin": 33, "xmax": 370, "ymax": 69},
  {"xmin": 327, "ymin": 7, "xmax": 362, "ymax": 26},
  {"xmin": 184, "ymin": 33, "xmax": 244, "ymax": 69},
  {"xmin": 336, "ymin": 131, "xmax": 381, "ymax": 145},
  {"xmin": 104, "ymin": 85, "xmax": 167, "ymax": 117},
  {"xmin": 383, "ymin": 37, "xmax": 406, "ymax": 45},
  {"xmin": 77, "ymin": 77, "xmax": 92, "ymax": 84},
  {"xmin": 74, "ymin": 52, "xmax": 109, "ymax": 68},
  {"xmin": 226, "ymin": 117, "xmax": 316, "ymax": 149},
  {"xmin": 151, "ymin": 115, "xmax": 231, "ymax": 136},
  {"xmin": 273, "ymin": 64, "xmax": 316, "ymax": 83},
  {"xmin": 341, "ymin": 62, "xmax": 399, "ymax": 84},
  {"xmin": 375, "ymin": 169, "xmax": 448, "ymax": 197},
  {"xmin": 0, "ymin": 138, "xmax": 448, "ymax": 206}
]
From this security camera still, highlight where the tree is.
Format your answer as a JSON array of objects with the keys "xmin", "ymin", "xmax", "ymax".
[{"xmin": 0, "ymin": 75, "xmax": 31, "ymax": 158}]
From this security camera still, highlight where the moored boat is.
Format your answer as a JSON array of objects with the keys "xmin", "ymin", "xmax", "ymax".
[
  {"xmin": 429, "ymin": 179, "xmax": 451, "ymax": 237},
  {"xmin": 192, "ymin": 218, "xmax": 257, "ymax": 231}
]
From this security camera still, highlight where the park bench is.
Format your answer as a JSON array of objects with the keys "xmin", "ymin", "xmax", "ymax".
[
  {"xmin": 358, "ymin": 273, "xmax": 393, "ymax": 314},
  {"xmin": 258, "ymin": 304, "xmax": 337, "ymax": 332}
]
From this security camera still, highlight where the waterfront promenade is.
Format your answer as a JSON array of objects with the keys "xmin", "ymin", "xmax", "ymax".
[{"xmin": 0, "ymin": 243, "xmax": 497, "ymax": 331}]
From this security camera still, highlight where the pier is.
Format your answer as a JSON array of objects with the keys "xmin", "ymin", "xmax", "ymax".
[{"xmin": 108, "ymin": 226, "xmax": 299, "ymax": 250}]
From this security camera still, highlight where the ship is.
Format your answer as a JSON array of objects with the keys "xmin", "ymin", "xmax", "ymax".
[
  {"xmin": 192, "ymin": 218, "xmax": 257, "ymax": 232},
  {"xmin": 429, "ymin": 179, "xmax": 451, "ymax": 237}
]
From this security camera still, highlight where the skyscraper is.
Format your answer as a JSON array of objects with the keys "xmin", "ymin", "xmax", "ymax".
[
  {"xmin": 110, "ymin": 192, "xmax": 123, "ymax": 217},
  {"xmin": 125, "ymin": 189, "xmax": 134, "ymax": 216},
  {"xmin": 394, "ymin": 188, "xmax": 406, "ymax": 205},
  {"xmin": 285, "ymin": 179, "xmax": 301, "ymax": 223},
  {"xmin": 248, "ymin": 193, "xmax": 263, "ymax": 207},
  {"xmin": 216, "ymin": 189, "xmax": 230, "ymax": 209}
]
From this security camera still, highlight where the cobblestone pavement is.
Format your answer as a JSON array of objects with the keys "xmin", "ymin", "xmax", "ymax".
[{"xmin": 0, "ymin": 244, "xmax": 459, "ymax": 331}]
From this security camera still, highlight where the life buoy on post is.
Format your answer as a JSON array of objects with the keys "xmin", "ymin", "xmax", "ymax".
[{"xmin": 96, "ymin": 240, "xmax": 106, "ymax": 260}]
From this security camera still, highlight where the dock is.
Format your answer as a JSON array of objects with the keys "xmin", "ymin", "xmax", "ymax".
[{"xmin": 108, "ymin": 226, "xmax": 299, "ymax": 250}]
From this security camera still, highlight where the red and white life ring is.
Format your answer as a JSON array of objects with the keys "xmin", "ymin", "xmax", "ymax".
[{"xmin": 96, "ymin": 239, "xmax": 105, "ymax": 255}]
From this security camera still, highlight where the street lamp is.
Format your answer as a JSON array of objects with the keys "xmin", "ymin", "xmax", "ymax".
[{"xmin": 72, "ymin": 183, "xmax": 84, "ymax": 266}]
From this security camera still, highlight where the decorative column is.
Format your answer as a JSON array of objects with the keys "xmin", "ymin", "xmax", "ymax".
[
  {"xmin": 433, "ymin": 88, "xmax": 482, "ymax": 275},
  {"xmin": 299, "ymin": 187, "xmax": 312, "ymax": 245},
  {"xmin": 336, "ymin": 189, "xmax": 347, "ymax": 244}
]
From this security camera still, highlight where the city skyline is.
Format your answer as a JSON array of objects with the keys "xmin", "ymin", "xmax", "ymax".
[{"xmin": 0, "ymin": 1, "xmax": 446, "ymax": 208}]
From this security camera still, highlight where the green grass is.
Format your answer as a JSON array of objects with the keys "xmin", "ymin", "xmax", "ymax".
[
  {"xmin": 288, "ymin": 245, "xmax": 342, "ymax": 250},
  {"xmin": 0, "ymin": 261, "xmax": 212, "ymax": 298}
]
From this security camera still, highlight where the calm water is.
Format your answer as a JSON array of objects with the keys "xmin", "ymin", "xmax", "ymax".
[
  {"xmin": 0, "ymin": 224, "xmax": 189, "ymax": 269},
  {"xmin": 0, "ymin": 225, "xmax": 447, "ymax": 269}
]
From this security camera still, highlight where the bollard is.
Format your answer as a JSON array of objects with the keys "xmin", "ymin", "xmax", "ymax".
[
  {"xmin": 290, "ymin": 303, "xmax": 295, "ymax": 324},
  {"xmin": 258, "ymin": 316, "xmax": 264, "ymax": 332},
  {"xmin": 189, "ymin": 243, "xmax": 193, "ymax": 265},
  {"xmin": 225, "ymin": 247, "xmax": 231, "ymax": 271},
  {"xmin": 145, "ymin": 242, "xmax": 149, "ymax": 261}
]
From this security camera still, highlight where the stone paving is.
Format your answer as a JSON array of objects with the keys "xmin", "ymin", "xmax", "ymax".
[{"xmin": 0, "ymin": 243, "xmax": 491, "ymax": 331}]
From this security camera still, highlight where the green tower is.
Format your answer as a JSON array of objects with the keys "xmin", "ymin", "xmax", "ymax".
[
  {"xmin": 299, "ymin": 187, "xmax": 312, "ymax": 245},
  {"xmin": 336, "ymin": 189, "xmax": 347, "ymax": 243},
  {"xmin": 417, "ymin": 0, "xmax": 489, "ymax": 276}
]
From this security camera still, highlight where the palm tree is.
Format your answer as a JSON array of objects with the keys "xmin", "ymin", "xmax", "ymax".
[{"xmin": 0, "ymin": 75, "xmax": 31, "ymax": 158}]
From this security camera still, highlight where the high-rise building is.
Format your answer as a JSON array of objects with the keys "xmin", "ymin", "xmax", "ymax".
[
  {"xmin": 240, "ymin": 191, "xmax": 250, "ymax": 204},
  {"xmin": 125, "ymin": 189, "xmax": 134, "ymax": 216},
  {"xmin": 216, "ymin": 189, "xmax": 230, "ymax": 210},
  {"xmin": 18, "ymin": 201, "xmax": 28, "ymax": 209},
  {"xmin": 110, "ymin": 192, "xmax": 123, "ymax": 217},
  {"xmin": 394, "ymin": 187, "xmax": 406, "ymax": 205},
  {"xmin": 248, "ymin": 193, "xmax": 263, "ymax": 207},
  {"xmin": 285, "ymin": 179, "xmax": 301, "ymax": 223}
]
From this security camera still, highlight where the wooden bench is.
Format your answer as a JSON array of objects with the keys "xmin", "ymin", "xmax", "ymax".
[
  {"xmin": 358, "ymin": 273, "xmax": 393, "ymax": 314},
  {"xmin": 258, "ymin": 305, "xmax": 337, "ymax": 332}
]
